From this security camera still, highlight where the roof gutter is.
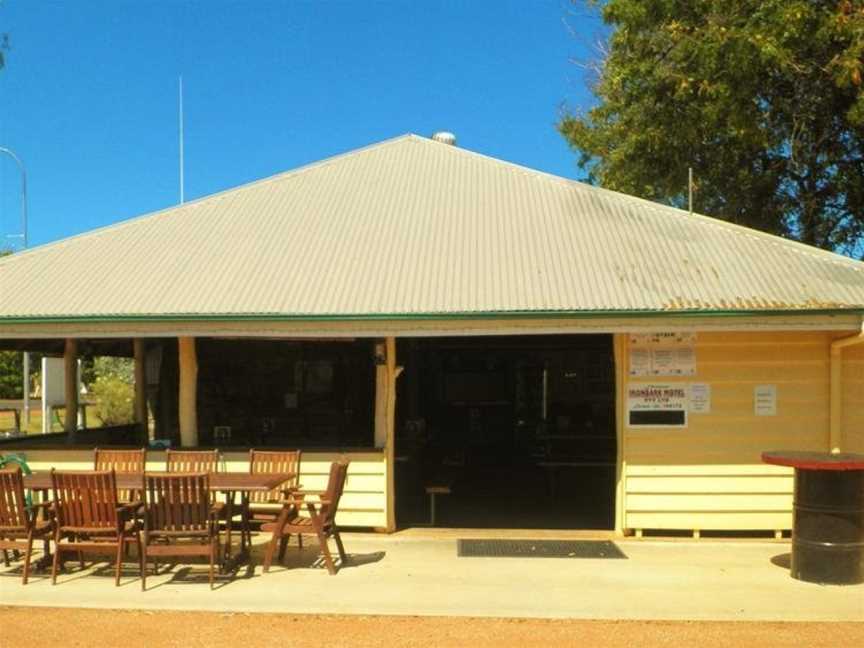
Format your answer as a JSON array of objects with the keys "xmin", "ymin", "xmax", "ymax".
[
  {"xmin": 0, "ymin": 307, "xmax": 863, "ymax": 325},
  {"xmin": 829, "ymin": 319, "xmax": 864, "ymax": 453}
]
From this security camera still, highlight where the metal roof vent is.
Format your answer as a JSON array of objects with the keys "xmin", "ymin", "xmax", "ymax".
[{"xmin": 431, "ymin": 131, "xmax": 457, "ymax": 146}]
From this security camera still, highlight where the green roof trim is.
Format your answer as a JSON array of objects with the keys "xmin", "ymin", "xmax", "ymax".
[{"xmin": 0, "ymin": 308, "xmax": 862, "ymax": 325}]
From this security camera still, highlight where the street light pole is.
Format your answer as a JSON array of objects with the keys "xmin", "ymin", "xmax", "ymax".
[
  {"xmin": 0, "ymin": 147, "xmax": 28, "ymax": 248},
  {"xmin": 0, "ymin": 146, "xmax": 30, "ymax": 428}
]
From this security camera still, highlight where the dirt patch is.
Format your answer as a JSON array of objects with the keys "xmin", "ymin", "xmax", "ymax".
[{"xmin": 1, "ymin": 607, "xmax": 862, "ymax": 647}]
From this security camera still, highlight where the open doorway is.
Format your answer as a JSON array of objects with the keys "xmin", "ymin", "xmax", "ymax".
[{"xmin": 395, "ymin": 334, "xmax": 617, "ymax": 530}]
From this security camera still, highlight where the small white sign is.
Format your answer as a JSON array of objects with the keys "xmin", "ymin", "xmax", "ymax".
[
  {"xmin": 754, "ymin": 385, "xmax": 777, "ymax": 416},
  {"xmin": 629, "ymin": 348, "xmax": 652, "ymax": 376},
  {"xmin": 689, "ymin": 383, "xmax": 711, "ymax": 413},
  {"xmin": 673, "ymin": 347, "xmax": 696, "ymax": 375},
  {"xmin": 629, "ymin": 346, "xmax": 696, "ymax": 376}
]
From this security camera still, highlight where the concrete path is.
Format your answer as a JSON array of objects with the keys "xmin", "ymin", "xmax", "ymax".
[{"xmin": 2, "ymin": 533, "xmax": 862, "ymax": 621}]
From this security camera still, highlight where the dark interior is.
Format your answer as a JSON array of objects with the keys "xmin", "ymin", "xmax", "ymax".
[
  {"xmin": 395, "ymin": 335, "xmax": 617, "ymax": 529},
  {"xmin": 149, "ymin": 338, "xmax": 376, "ymax": 447}
]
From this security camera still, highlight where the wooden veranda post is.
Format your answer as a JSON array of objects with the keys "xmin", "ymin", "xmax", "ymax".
[
  {"xmin": 178, "ymin": 336, "xmax": 198, "ymax": 447},
  {"xmin": 386, "ymin": 337, "xmax": 402, "ymax": 532},
  {"xmin": 133, "ymin": 338, "xmax": 147, "ymax": 431},
  {"xmin": 374, "ymin": 337, "xmax": 401, "ymax": 532},
  {"xmin": 63, "ymin": 338, "xmax": 78, "ymax": 438}
]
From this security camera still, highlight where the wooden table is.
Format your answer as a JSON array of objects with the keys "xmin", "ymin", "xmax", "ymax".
[{"xmin": 24, "ymin": 471, "xmax": 294, "ymax": 572}]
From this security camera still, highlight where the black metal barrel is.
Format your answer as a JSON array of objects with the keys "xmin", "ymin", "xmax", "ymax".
[{"xmin": 792, "ymin": 468, "xmax": 864, "ymax": 585}]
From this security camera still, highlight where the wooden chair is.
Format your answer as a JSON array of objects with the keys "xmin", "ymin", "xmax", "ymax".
[
  {"xmin": 165, "ymin": 449, "xmax": 219, "ymax": 473},
  {"xmin": 246, "ymin": 449, "xmax": 302, "ymax": 537},
  {"xmin": 261, "ymin": 461, "xmax": 349, "ymax": 575},
  {"xmin": 50, "ymin": 469, "xmax": 142, "ymax": 586},
  {"xmin": 94, "ymin": 447, "xmax": 147, "ymax": 503},
  {"xmin": 0, "ymin": 466, "xmax": 54, "ymax": 584},
  {"xmin": 141, "ymin": 472, "xmax": 221, "ymax": 590}
]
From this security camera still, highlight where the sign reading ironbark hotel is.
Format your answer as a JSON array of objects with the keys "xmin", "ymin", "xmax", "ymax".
[{"xmin": 627, "ymin": 383, "xmax": 688, "ymax": 427}]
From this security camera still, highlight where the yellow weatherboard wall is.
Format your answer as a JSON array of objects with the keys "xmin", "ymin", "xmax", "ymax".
[
  {"xmin": 842, "ymin": 342, "xmax": 864, "ymax": 453},
  {"xmin": 621, "ymin": 331, "xmax": 841, "ymax": 533}
]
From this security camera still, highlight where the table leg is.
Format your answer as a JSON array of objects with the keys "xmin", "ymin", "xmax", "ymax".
[
  {"xmin": 429, "ymin": 493, "xmax": 437, "ymax": 526},
  {"xmin": 222, "ymin": 490, "xmax": 234, "ymax": 571},
  {"xmin": 240, "ymin": 493, "xmax": 250, "ymax": 552}
]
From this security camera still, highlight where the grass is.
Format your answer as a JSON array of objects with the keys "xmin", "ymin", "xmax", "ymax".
[{"xmin": 0, "ymin": 405, "xmax": 104, "ymax": 435}]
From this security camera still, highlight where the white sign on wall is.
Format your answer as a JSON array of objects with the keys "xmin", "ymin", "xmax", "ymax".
[
  {"xmin": 754, "ymin": 384, "xmax": 777, "ymax": 416},
  {"xmin": 629, "ymin": 346, "xmax": 696, "ymax": 376},
  {"xmin": 689, "ymin": 383, "xmax": 711, "ymax": 414}
]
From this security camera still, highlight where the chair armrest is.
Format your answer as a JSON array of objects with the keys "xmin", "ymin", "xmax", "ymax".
[
  {"xmin": 304, "ymin": 498, "xmax": 332, "ymax": 518},
  {"xmin": 118, "ymin": 501, "xmax": 142, "ymax": 517},
  {"xmin": 293, "ymin": 489, "xmax": 326, "ymax": 499},
  {"xmin": 281, "ymin": 494, "xmax": 307, "ymax": 509},
  {"xmin": 27, "ymin": 501, "xmax": 53, "ymax": 512}
]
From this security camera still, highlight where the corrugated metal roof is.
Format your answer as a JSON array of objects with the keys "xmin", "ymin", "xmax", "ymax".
[{"xmin": 1, "ymin": 133, "xmax": 863, "ymax": 321}]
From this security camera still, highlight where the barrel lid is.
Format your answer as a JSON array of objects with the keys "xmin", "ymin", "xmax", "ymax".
[{"xmin": 762, "ymin": 450, "xmax": 864, "ymax": 470}]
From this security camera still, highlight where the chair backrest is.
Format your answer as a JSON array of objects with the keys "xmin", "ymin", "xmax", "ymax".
[
  {"xmin": 320, "ymin": 461, "xmax": 349, "ymax": 526},
  {"xmin": 94, "ymin": 447, "xmax": 147, "ymax": 473},
  {"xmin": 144, "ymin": 472, "xmax": 211, "ymax": 533},
  {"xmin": 0, "ymin": 465, "xmax": 29, "ymax": 531},
  {"xmin": 248, "ymin": 449, "xmax": 301, "ymax": 503},
  {"xmin": 51, "ymin": 469, "xmax": 119, "ymax": 530},
  {"xmin": 166, "ymin": 449, "xmax": 219, "ymax": 473},
  {"xmin": 95, "ymin": 448, "xmax": 147, "ymax": 502}
]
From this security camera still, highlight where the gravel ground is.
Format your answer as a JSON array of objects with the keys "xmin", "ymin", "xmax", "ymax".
[{"xmin": 2, "ymin": 607, "xmax": 862, "ymax": 647}]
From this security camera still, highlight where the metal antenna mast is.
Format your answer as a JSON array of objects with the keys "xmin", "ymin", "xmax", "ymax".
[{"xmin": 179, "ymin": 76, "xmax": 185, "ymax": 204}]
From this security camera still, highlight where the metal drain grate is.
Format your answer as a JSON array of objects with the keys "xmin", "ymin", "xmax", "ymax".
[{"xmin": 457, "ymin": 539, "xmax": 627, "ymax": 559}]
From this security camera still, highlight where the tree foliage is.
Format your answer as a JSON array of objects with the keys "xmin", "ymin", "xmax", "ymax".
[
  {"xmin": 90, "ymin": 375, "xmax": 134, "ymax": 426},
  {"xmin": 0, "ymin": 351, "xmax": 22, "ymax": 399},
  {"xmin": 91, "ymin": 356, "xmax": 134, "ymax": 385},
  {"xmin": 560, "ymin": 1, "xmax": 864, "ymax": 257}
]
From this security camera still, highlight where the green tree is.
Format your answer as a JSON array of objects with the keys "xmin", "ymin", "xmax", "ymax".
[
  {"xmin": 0, "ymin": 350, "xmax": 22, "ymax": 399},
  {"xmin": 89, "ymin": 356, "xmax": 135, "ymax": 426},
  {"xmin": 90, "ymin": 376, "xmax": 134, "ymax": 426},
  {"xmin": 90, "ymin": 356, "xmax": 134, "ymax": 385},
  {"xmin": 559, "ymin": 1, "xmax": 864, "ymax": 257}
]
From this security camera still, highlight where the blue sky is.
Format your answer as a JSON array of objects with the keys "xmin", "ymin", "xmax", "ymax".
[{"xmin": 0, "ymin": 1, "xmax": 605, "ymax": 248}]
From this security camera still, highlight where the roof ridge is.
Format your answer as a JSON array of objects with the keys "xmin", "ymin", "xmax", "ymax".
[{"xmin": 412, "ymin": 135, "xmax": 864, "ymax": 272}]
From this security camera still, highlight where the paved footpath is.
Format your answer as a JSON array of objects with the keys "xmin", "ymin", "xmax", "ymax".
[{"xmin": 2, "ymin": 534, "xmax": 862, "ymax": 622}]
